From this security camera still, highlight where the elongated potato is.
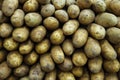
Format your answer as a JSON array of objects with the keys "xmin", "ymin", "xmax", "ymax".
[
  {"xmin": 45, "ymin": 70, "xmax": 56, "ymax": 80},
  {"xmin": 105, "ymin": 73, "xmax": 118, "ymax": 80},
  {"xmin": 52, "ymin": 0, "xmax": 66, "ymax": 9},
  {"xmin": 72, "ymin": 67, "xmax": 83, "ymax": 77}
]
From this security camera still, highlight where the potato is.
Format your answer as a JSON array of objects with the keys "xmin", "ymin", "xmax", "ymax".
[
  {"xmin": 72, "ymin": 50, "xmax": 87, "ymax": 66},
  {"xmin": 95, "ymin": 12, "xmax": 118, "ymax": 27},
  {"xmin": 12, "ymin": 27, "xmax": 29, "ymax": 42},
  {"xmin": 0, "ymin": 23, "xmax": 13, "ymax": 38},
  {"xmin": 50, "ymin": 29, "xmax": 65, "ymax": 45},
  {"xmin": 20, "ymin": 76, "xmax": 29, "ymax": 80},
  {"xmin": 72, "ymin": 28, "xmax": 88, "ymax": 48},
  {"xmin": 117, "ymin": 17, "xmax": 120, "ymax": 28},
  {"xmin": 11, "ymin": 9, "xmax": 25, "ymax": 27},
  {"xmin": 62, "ymin": 39, "xmax": 74, "ymax": 56},
  {"xmin": 45, "ymin": 70, "xmax": 56, "ymax": 80},
  {"xmin": 103, "ymin": 59, "xmax": 120, "ymax": 73},
  {"xmin": 43, "ymin": 17, "xmax": 59, "ymax": 30},
  {"xmin": 19, "ymin": 40, "xmax": 34, "ymax": 55},
  {"xmin": 0, "ymin": 49, "xmax": 6, "ymax": 63},
  {"xmin": 76, "ymin": 0, "xmax": 92, "ymax": 9},
  {"xmin": 14, "ymin": 64, "xmax": 29, "ymax": 77},
  {"xmin": 40, "ymin": 54, "xmax": 55, "ymax": 72},
  {"xmin": 105, "ymin": 73, "xmax": 118, "ymax": 80},
  {"xmin": 104, "ymin": 0, "xmax": 112, "ymax": 11},
  {"xmin": 90, "ymin": 70, "xmax": 104, "ymax": 80},
  {"xmin": 79, "ymin": 68, "xmax": 90, "ymax": 80},
  {"xmin": 41, "ymin": 4, "xmax": 55, "ymax": 17},
  {"xmin": 23, "ymin": 0, "xmax": 38, "ymax": 12},
  {"xmin": 62, "ymin": 20, "xmax": 79, "ymax": 35},
  {"xmin": 2, "ymin": 0, "xmax": 18, "ymax": 16},
  {"xmin": 7, "ymin": 51, "xmax": 23, "ymax": 68},
  {"xmin": 0, "ymin": 62, "xmax": 11, "ymax": 80},
  {"xmin": 0, "ymin": 10, "xmax": 8, "ymax": 23},
  {"xmin": 72, "ymin": 67, "xmax": 83, "ymax": 77},
  {"xmin": 51, "ymin": 46, "xmax": 65, "ymax": 64},
  {"xmin": 100, "ymin": 39, "xmax": 117, "ymax": 60},
  {"xmin": 25, "ymin": 13, "xmax": 42, "ymax": 27},
  {"xmin": 35, "ymin": 39, "xmax": 50, "ymax": 54},
  {"xmin": 52, "ymin": 0, "xmax": 66, "ymax": 9},
  {"xmin": 30, "ymin": 26, "xmax": 46, "ymax": 42},
  {"xmin": 37, "ymin": 0, "xmax": 50, "ymax": 4},
  {"xmin": 78, "ymin": 9, "xmax": 95, "ymax": 25},
  {"xmin": 29, "ymin": 63, "xmax": 45, "ymax": 80},
  {"xmin": 65, "ymin": 0, "xmax": 75, "ymax": 6},
  {"xmin": 88, "ymin": 56, "xmax": 103, "ymax": 73},
  {"xmin": 84, "ymin": 37, "xmax": 101, "ymax": 58},
  {"xmin": 55, "ymin": 10, "xmax": 69, "ymax": 23},
  {"xmin": 58, "ymin": 72, "xmax": 75, "ymax": 80},
  {"xmin": 114, "ymin": 43, "xmax": 120, "ymax": 57},
  {"xmin": 3, "ymin": 37, "xmax": 19, "ymax": 51},
  {"xmin": 92, "ymin": 0, "xmax": 106, "ymax": 13},
  {"xmin": 87, "ymin": 23, "xmax": 106, "ymax": 40},
  {"xmin": 6, "ymin": 75, "xmax": 18, "ymax": 80},
  {"xmin": 67, "ymin": 4, "xmax": 80, "ymax": 18},
  {"xmin": 58, "ymin": 57, "xmax": 73, "ymax": 71},
  {"xmin": 107, "ymin": 27, "xmax": 120, "ymax": 44}
]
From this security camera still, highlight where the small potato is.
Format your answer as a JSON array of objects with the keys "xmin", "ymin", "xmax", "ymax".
[
  {"xmin": 41, "ymin": 4, "xmax": 55, "ymax": 17},
  {"xmin": 84, "ymin": 37, "xmax": 101, "ymax": 58},
  {"xmin": 100, "ymin": 39, "xmax": 117, "ymax": 60},
  {"xmin": 55, "ymin": 10, "xmax": 69, "ymax": 23},
  {"xmin": 0, "ymin": 23, "xmax": 13, "ymax": 38},
  {"xmin": 67, "ymin": 5, "xmax": 80, "ymax": 18},
  {"xmin": 3, "ymin": 37, "xmax": 19, "ymax": 51},
  {"xmin": 105, "ymin": 73, "xmax": 118, "ymax": 80},
  {"xmin": 107, "ymin": 27, "xmax": 120, "ymax": 44},
  {"xmin": 51, "ymin": 46, "xmax": 65, "ymax": 64},
  {"xmin": 78, "ymin": 9, "xmax": 95, "ymax": 25},
  {"xmin": 72, "ymin": 28, "xmax": 88, "ymax": 48},
  {"xmin": 87, "ymin": 23, "xmax": 106, "ymax": 40},
  {"xmin": 95, "ymin": 12, "xmax": 118, "ymax": 27},
  {"xmin": 30, "ymin": 26, "xmax": 46, "ymax": 42},
  {"xmin": 40, "ymin": 54, "xmax": 55, "ymax": 72},
  {"xmin": 0, "ymin": 62, "xmax": 11, "ymax": 80},
  {"xmin": 37, "ymin": 0, "xmax": 50, "ymax": 4},
  {"xmin": 72, "ymin": 50, "xmax": 87, "ymax": 67},
  {"xmin": 14, "ymin": 65, "xmax": 29, "ymax": 77},
  {"xmin": 25, "ymin": 13, "xmax": 42, "ymax": 27},
  {"xmin": 88, "ymin": 56, "xmax": 103, "ymax": 73},
  {"xmin": 62, "ymin": 39, "xmax": 74, "ymax": 56},
  {"xmin": 117, "ymin": 17, "xmax": 120, "ymax": 28},
  {"xmin": 50, "ymin": 29, "xmax": 65, "ymax": 45},
  {"xmin": 65, "ymin": 0, "xmax": 75, "ymax": 6},
  {"xmin": 29, "ymin": 63, "xmax": 45, "ymax": 80},
  {"xmin": 20, "ymin": 76, "xmax": 29, "ymax": 80},
  {"xmin": 45, "ymin": 70, "xmax": 56, "ymax": 80},
  {"xmin": 58, "ymin": 57, "xmax": 73, "ymax": 71},
  {"xmin": 79, "ymin": 68, "xmax": 90, "ymax": 80},
  {"xmin": 72, "ymin": 67, "xmax": 83, "ymax": 77},
  {"xmin": 52, "ymin": 0, "xmax": 66, "ymax": 9},
  {"xmin": 2, "ymin": 0, "xmax": 18, "ymax": 16},
  {"xmin": 12, "ymin": 27, "xmax": 29, "ymax": 42},
  {"xmin": 58, "ymin": 72, "xmax": 75, "ymax": 80},
  {"xmin": 103, "ymin": 59, "xmax": 120, "ymax": 73},
  {"xmin": 11, "ymin": 9, "xmax": 25, "ymax": 27},
  {"xmin": 7, "ymin": 51, "xmax": 23, "ymax": 68},
  {"xmin": 24, "ymin": 51, "xmax": 38, "ymax": 65},
  {"xmin": 62, "ymin": 20, "xmax": 79, "ymax": 35},
  {"xmin": 0, "ymin": 49, "xmax": 7, "ymax": 63},
  {"xmin": 6, "ymin": 75, "xmax": 18, "ymax": 80},
  {"xmin": 43, "ymin": 17, "xmax": 59, "ymax": 30},
  {"xmin": 19, "ymin": 40, "xmax": 34, "ymax": 55},
  {"xmin": 23, "ymin": 0, "xmax": 38, "ymax": 12}
]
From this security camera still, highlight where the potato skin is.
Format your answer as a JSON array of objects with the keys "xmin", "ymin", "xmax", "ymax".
[
  {"xmin": 105, "ymin": 73, "xmax": 118, "ymax": 80},
  {"xmin": 72, "ymin": 67, "xmax": 83, "ymax": 77},
  {"xmin": 45, "ymin": 70, "xmax": 56, "ymax": 80},
  {"xmin": 52, "ymin": 0, "xmax": 66, "ymax": 9},
  {"xmin": 65, "ymin": 0, "xmax": 75, "ymax": 6}
]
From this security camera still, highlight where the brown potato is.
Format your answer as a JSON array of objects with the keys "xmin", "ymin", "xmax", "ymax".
[
  {"xmin": 79, "ymin": 9, "xmax": 95, "ymax": 25},
  {"xmin": 40, "ymin": 54, "xmax": 55, "ymax": 72},
  {"xmin": 3, "ymin": 37, "xmax": 19, "ymax": 51},
  {"xmin": 7, "ymin": 51, "xmax": 23, "ymax": 68},
  {"xmin": 0, "ymin": 23, "xmax": 13, "ymax": 38},
  {"xmin": 72, "ymin": 67, "xmax": 83, "ymax": 77},
  {"xmin": 0, "ymin": 62, "xmax": 11, "ymax": 80},
  {"xmin": 65, "ymin": 0, "xmax": 75, "ymax": 6},
  {"xmin": 51, "ymin": 46, "xmax": 65, "ymax": 64},
  {"xmin": 41, "ymin": 4, "xmax": 55, "ymax": 17},
  {"xmin": 84, "ymin": 37, "xmax": 101, "ymax": 58},
  {"xmin": 100, "ymin": 39, "xmax": 117, "ymax": 60},
  {"xmin": 105, "ymin": 73, "xmax": 118, "ymax": 80},
  {"xmin": 50, "ymin": 29, "xmax": 65, "ymax": 45},
  {"xmin": 0, "ymin": 49, "xmax": 7, "ymax": 63},
  {"xmin": 52, "ymin": 0, "xmax": 66, "ymax": 9},
  {"xmin": 72, "ymin": 50, "xmax": 87, "ymax": 66},
  {"xmin": 30, "ymin": 26, "xmax": 46, "ymax": 42},
  {"xmin": 43, "ymin": 17, "xmax": 59, "ymax": 30},
  {"xmin": 37, "ymin": 0, "xmax": 50, "ymax": 4},
  {"xmin": 23, "ymin": 0, "xmax": 38, "ymax": 12},
  {"xmin": 45, "ymin": 70, "xmax": 56, "ymax": 80},
  {"xmin": 72, "ymin": 28, "xmax": 88, "ymax": 48},
  {"xmin": 29, "ymin": 63, "xmax": 45, "ymax": 80},
  {"xmin": 62, "ymin": 20, "xmax": 79, "ymax": 35},
  {"xmin": 2, "ymin": 0, "xmax": 18, "ymax": 16},
  {"xmin": 11, "ymin": 9, "xmax": 25, "ymax": 27}
]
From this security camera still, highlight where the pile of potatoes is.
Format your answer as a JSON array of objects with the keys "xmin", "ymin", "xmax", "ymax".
[{"xmin": 1, "ymin": 0, "xmax": 120, "ymax": 80}]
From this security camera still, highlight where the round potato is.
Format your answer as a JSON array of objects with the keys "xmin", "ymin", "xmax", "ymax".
[
  {"xmin": 72, "ymin": 67, "xmax": 83, "ymax": 77},
  {"xmin": 45, "ymin": 70, "xmax": 56, "ymax": 80},
  {"xmin": 0, "ymin": 49, "xmax": 7, "ymax": 63},
  {"xmin": 52, "ymin": 0, "xmax": 66, "ymax": 9},
  {"xmin": 105, "ymin": 73, "xmax": 118, "ymax": 80}
]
